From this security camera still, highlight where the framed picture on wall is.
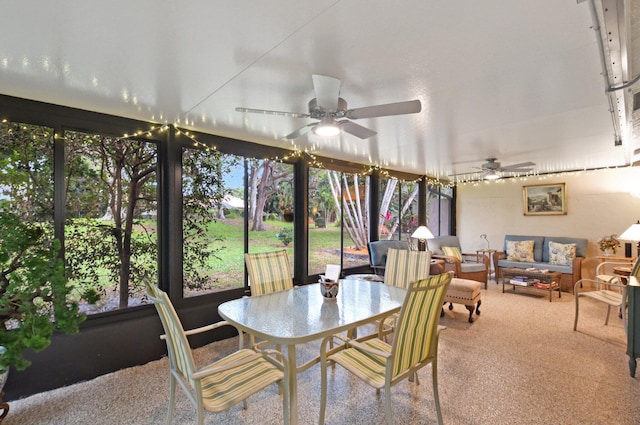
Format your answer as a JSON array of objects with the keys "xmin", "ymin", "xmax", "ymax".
[{"xmin": 522, "ymin": 183, "xmax": 567, "ymax": 216}]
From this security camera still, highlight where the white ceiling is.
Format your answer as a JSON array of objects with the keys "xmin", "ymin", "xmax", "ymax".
[{"xmin": 1, "ymin": 0, "xmax": 638, "ymax": 180}]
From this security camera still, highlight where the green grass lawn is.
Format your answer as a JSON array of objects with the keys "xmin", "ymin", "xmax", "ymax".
[{"xmin": 197, "ymin": 218, "xmax": 368, "ymax": 291}]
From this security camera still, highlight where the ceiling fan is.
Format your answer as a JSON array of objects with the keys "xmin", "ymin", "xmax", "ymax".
[
  {"xmin": 235, "ymin": 74, "xmax": 422, "ymax": 140},
  {"xmin": 450, "ymin": 158, "xmax": 535, "ymax": 180}
]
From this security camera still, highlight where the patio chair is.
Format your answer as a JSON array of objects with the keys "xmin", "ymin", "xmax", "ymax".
[
  {"xmin": 428, "ymin": 235, "xmax": 490, "ymax": 288},
  {"xmin": 378, "ymin": 248, "xmax": 432, "ymax": 339},
  {"xmin": 574, "ymin": 257, "xmax": 640, "ymax": 335},
  {"xmin": 318, "ymin": 272, "xmax": 452, "ymax": 425},
  {"xmin": 367, "ymin": 240, "xmax": 411, "ymax": 276},
  {"xmin": 145, "ymin": 282, "xmax": 289, "ymax": 425},
  {"xmin": 245, "ymin": 250, "xmax": 293, "ymax": 296}
]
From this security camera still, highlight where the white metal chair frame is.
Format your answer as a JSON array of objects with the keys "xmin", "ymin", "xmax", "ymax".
[
  {"xmin": 146, "ymin": 282, "xmax": 290, "ymax": 425},
  {"xmin": 573, "ymin": 260, "xmax": 636, "ymax": 335},
  {"xmin": 318, "ymin": 273, "xmax": 452, "ymax": 425}
]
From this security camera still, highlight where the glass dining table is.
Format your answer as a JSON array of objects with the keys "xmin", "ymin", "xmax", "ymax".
[{"xmin": 218, "ymin": 279, "xmax": 407, "ymax": 425}]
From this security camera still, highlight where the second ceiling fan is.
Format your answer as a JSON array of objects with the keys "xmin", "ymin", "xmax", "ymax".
[
  {"xmin": 235, "ymin": 74, "xmax": 422, "ymax": 140},
  {"xmin": 450, "ymin": 158, "xmax": 536, "ymax": 180}
]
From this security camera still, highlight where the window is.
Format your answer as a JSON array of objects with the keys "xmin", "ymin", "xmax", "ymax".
[
  {"xmin": 341, "ymin": 172, "xmax": 369, "ymax": 269},
  {"xmin": 428, "ymin": 185, "xmax": 453, "ymax": 236},
  {"xmin": 247, "ymin": 159, "xmax": 295, "ymax": 276},
  {"xmin": 399, "ymin": 181, "xmax": 419, "ymax": 245},
  {"xmin": 379, "ymin": 176, "xmax": 420, "ymax": 241},
  {"xmin": 308, "ymin": 167, "xmax": 341, "ymax": 275},
  {"xmin": 182, "ymin": 148, "xmax": 243, "ymax": 296},
  {"xmin": 64, "ymin": 131, "xmax": 158, "ymax": 313}
]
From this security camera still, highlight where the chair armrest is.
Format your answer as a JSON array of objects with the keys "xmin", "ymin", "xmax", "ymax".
[
  {"xmin": 160, "ymin": 321, "xmax": 235, "ymax": 340},
  {"xmin": 462, "ymin": 252, "xmax": 490, "ymax": 267},
  {"xmin": 574, "ymin": 277, "xmax": 626, "ymax": 293},
  {"xmin": 493, "ymin": 251, "xmax": 506, "ymax": 279},
  {"xmin": 431, "ymin": 254, "xmax": 462, "ymax": 276},
  {"xmin": 432, "ymin": 253, "xmax": 457, "ymax": 263},
  {"xmin": 571, "ymin": 256, "xmax": 584, "ymax": 283},
  {"xmin": 346, "ymin": 339, "xmax": 391, "ymax": 359},
  {"xmin": 595, "ymin": 260, "xmax": 633, "ymax": 274}
]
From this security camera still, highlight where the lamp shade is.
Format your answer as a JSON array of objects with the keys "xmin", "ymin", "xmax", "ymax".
[
  {"xmin": 411, "ymin": 225, "xmax": 434, "ymax": 240},
  {"xmin": 620, "ymin": 220, "xmax": 640, "ymax": 241}
]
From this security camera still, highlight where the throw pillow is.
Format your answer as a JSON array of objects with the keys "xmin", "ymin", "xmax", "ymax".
[
  {"xmin": 548, "ymin": 241, "xmax": 576, "ymax": 266},
  {"xmin": 506, "ymin": 240, "xmax": 535, "ymax": 262},
  {"xmin": 442, "ymin": 246, "xmax": 463, "ymax": 263}
]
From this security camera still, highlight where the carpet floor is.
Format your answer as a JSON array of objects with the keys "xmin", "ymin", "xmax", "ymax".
[{"xmin": 5, "ymin": 280, "xmax": 640, "ymax": 425}]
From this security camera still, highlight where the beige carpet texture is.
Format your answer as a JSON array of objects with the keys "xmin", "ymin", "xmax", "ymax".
[{"xmin": 6, "ymin": 280, "xmax": 640, "ymax": 425}]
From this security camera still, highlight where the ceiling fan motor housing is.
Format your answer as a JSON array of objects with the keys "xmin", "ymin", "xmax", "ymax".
[
  {"xmin": 308, "ymin": 97, "xmax": 348, "ymax": 118},
  {"xmin": 483, "ymin": 158, "xmax": 500, "ymax": 170}
]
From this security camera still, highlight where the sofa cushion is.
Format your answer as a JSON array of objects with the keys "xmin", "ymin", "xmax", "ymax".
[
  {"xmin": 460, "ymin": 262, "xmax": 486, "ymax": 273},
  {"xmin": 542, "ymin": 236, "xmax": 588, "ymax": 262},
  {"xmin": 506, "ymin": 240, "xmax": 535, "ymax": 262},
  {"xmin": 427, "ymin": 235, "xmax": 460, "ymax": 255},
  {"xmin": 548, "ymin": 241, "xmax": 576, "ymax": 266},
  {"xmin": 504, "ymin": 235, "xmax": 544, "ymax": 262},
  {"xmin": 497, "ymin": 260, "xmax": 572, "ymax": 275}
]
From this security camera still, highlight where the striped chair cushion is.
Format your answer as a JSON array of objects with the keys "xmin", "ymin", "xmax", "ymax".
[
  {"xmin": 245, "ymin": 250, "xmax": 293, "ymax": 296},
  {"xmin": 200, "ymin": 349, "xmax": 284, "ymax": 412},
  {"xmin": 145, "ymin": 281, "xmax": 285, "ymax": 420},
  {"xmin": 328, "ymin": 273, "xmax": 451, "ymax": 386},
  {"xmin": 329, "ymin": 338, "xmax": 391, "ymax": 388},
  {"xmin": 392, "ymin": 273, "xmax": 450, "ymax": 377},
  {"xmin": 384, "ymin": 248, "xmax": 432, "ymax": 288}
]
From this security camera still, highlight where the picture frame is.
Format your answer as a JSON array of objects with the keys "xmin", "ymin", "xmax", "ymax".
[{"xmin": 522, "ymin": 183, "xmax": 567, "ymax": 216}]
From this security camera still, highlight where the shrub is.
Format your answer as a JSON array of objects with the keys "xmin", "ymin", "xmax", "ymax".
[{"xmin": 275, "ymin": 227, "xmax": 293, "ymax": 246}]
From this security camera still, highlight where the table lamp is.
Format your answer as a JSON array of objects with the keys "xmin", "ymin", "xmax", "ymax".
[
  {"xmin": 411, "ymin": 225, "xmax": 435, "ymax": 251},
  {"xmin": 480, "ymin": 234, "xmax": 490, "ymax": 249},
  {"xmin": 620, "ymin": 220, "xmax": 640, "ymax": 258}
]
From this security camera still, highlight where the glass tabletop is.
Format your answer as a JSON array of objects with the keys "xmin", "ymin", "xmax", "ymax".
[{"xmin": 218, "ymin": 279, "xmax": 407, "ymax": 344}]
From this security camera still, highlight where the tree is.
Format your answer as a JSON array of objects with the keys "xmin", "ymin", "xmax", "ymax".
[
  {"xmin": 326, "ymin": 171, "xmax": 369, "ymax": 250},
  {"xmin": 248, "ymin": 160, "xmax": 293, "ymax": 231},
  {"xmin": 63, "ymin": 132, "xmax": 157, "ymax": 309},
  {"xmin": 0, "ymin": 123, "xmax": 55, "ymax": 221}
]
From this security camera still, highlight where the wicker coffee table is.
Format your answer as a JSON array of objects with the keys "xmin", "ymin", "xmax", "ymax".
[{"xmin": 501, "ymin": 267, "xmax": 562, "ymax": 302}]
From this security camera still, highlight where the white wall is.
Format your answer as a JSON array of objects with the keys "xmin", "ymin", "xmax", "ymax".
[{"xmin": 456, "ymin": 167, "xmax": 640, "ymax": 278}]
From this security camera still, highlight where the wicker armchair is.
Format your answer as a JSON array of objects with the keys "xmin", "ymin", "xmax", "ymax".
[{"xmin": 427, "ymin": 235, "xmax": 490, "ymax": 288}]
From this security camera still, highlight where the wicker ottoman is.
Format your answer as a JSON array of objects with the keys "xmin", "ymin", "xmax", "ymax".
[{"xmin": 442, "ymin": 278, "xmax": 482, "ymax": 323}]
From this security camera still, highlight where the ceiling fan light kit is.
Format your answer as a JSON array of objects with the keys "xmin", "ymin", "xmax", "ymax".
[
  {"xmin": 484, "ymin": 171, "xmax": 501, "ymax": 180},
  {"xmin": 236, "ymin": 74, "xmax": 421, "ymax": 140},
  {"xmin": 312, "ymin": 117, "xmax": 342, "ymax": 137}
]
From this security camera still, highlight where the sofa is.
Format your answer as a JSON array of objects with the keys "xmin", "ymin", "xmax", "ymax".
[
  {"xmin": 493, "ymin": 235, "xmax": 588, "ymax": 292},
  {"xmin": 427, "ymin": 235, "xmax": 490, "ymax": 288}
]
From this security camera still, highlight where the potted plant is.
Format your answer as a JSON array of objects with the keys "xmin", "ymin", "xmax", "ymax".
[
  {"xmin": 598, "ymin": 234, "xmax": 621, "ymax": 256},
  {"xmin": 0, "ymin": 211, "xmax": 87, "ymax": 380}
]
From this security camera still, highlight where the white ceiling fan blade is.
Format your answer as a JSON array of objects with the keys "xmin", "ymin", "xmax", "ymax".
[
  {"xmin": 345, "ymin": 99, "xmax": 421, "ymax": 119},
  {"xmin": 501, "ymin": 161, "xmax": 535, "ymax": 171},
  {"xmin": 340, "ymin": 120, "xmax": 377, "ymax": 139},
  {"xmin": 449, "ymin": 169, "xmax": 487, "ymax": 177},
  {"xmin": 501, "ymin": 167, "xmax": 533, "ymax": 173},
  {"xmin": 312, "ymin": 74, "xmax": 341, "ymax": 111},
  {"xmin": 284, "ymin": 123, "xmax": 314, "ymax": 140},
  {"xmin": 235, "ymin": 107, "xmax": 309, "ymax": 118}
]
